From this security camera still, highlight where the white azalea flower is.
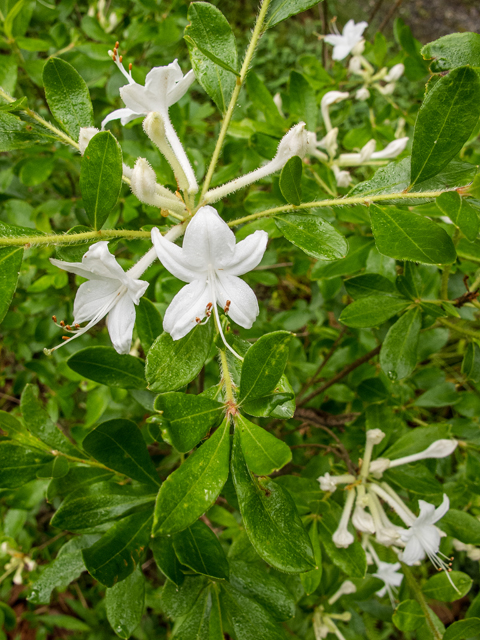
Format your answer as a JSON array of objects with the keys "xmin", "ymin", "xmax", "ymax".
[
  {"xmin": 385, "ymin": 63, "xmax": 405, "ymax": 82},
  {"xmin": 151, "ymin": 206, "xmax": 268, "ymax": 352},
  {"xmin": 78, "ymin": 126, "xmax": 99, "ymax": 155},
  {"xmin": 332, "ymin": 165, "xmax": 351, "ymax": 188},
  {"xmin": 321, "ymin": 91, "xmax": 349, "ymax": 132},
  {"xmin": 328, "ymin": 580, "xmax": 357, "ymax": 604},
  {"xmin": 374, "ymin": 560, "xmax": 403, "ymax": 600},
  {"xmin": 370, "ymin": 137, "xmax": 409, "ymax": 159},
  {"xmin": 324, "ymin": 20, "xmax": 368, "ymax": 61},
  {"xmin": 399, "ymin": 494, "xmax": 451, "ymax": 569},
  {"xmin": 333, "ymin": 487, "xmax": 356, "ymax": 548},
  {"xmin": 356, "ymin": 87, "xmax": 370, "ymax": 101}
]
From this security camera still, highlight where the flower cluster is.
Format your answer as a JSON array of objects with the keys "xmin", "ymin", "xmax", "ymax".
[{"xmin": 1, "ymin": 542, "xmax": 36, "ymax": 586}]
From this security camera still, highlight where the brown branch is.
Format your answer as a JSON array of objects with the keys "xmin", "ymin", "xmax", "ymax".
[
  {"xmin": 295, "ymin": 407, "xmax": 360, "ymax": 427},
  {"xmin": 297, "ymin": 327, "xmax": 347, "ymax": 401},
  {"xmin": 378, "ymin": 0, "xmax": 404, "ymax": 32}
]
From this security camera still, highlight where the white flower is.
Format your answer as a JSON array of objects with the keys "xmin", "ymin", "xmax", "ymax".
[
  {"xmin": 369, "ymin": 458, "xmax": 391, "ymax": 477},
  {"xmin": 389, "ymin": 439, "xmax": 458, "ymax": 468},
  {"xmin": 78, "ymin": 126, "xmax": 99, "ymax": 155},
  {"xmin": 332, "ymin": 165, "xmax": 351, "ymax": 188},
  {"xmin": 324, "ymin": 20, "xmax": 368, "ymax": 61},
  {"xmin": 321, "ymin": 91, "xmax": 349, "ymax": 132},
  {"xmin": 377, "ymin": 82, "xmax": 396, "ymax": 96},
  {"xmin": 151, "ymin": 206, "xmax": 268, "ymax": 346},
  {"xmin": 48, "ymin": 242, "xmax": 150, "ymax": 354},
  {"xmin": 356, "ymin": 87, "xmax": 370, "ymax": 101},
  {"xmin": 318, "ymin": 128, "xmax": 339, "ymax": 158},
  {"xmin": 332, "ymin": 487, "xmax": 356, "ymax": 548},
  {"xmin": 273, "ymin": 92, "xmax": 284, "ymax": 117},
  {"xmin": 338, "ymin": 139, "xmax": 376, "ymax": 167},
  {"xmin": 318, "ymin": 472, "xmax": 355, "ymax": 492},
  {"xmin": 374, "ymin": 560, "xmax": 403, "ymax": 599},
  {"xmin": 352, "ymin": 503, "xmax": 376, "ymax": 534},
  {"xmin": 370, "ymin": 137, "xmax": 409, "ymax": 159},
  {"xmin": 385, "ymin": 63, "xmax": 405, "ymax": 82},
  {"xmin": 349, "ymin": 56, "xmax": 363, "ymax": 75},
  {"xmin": 328, "ymin": 580, "xmax": 357, "ymax": 605},
  {"xmin": 102, "ymin": 57, "xmax": 194, "ymax": 129},
  {"xmin": 399, "ymin": 495, "xmax": 450, "ymax": 568}
]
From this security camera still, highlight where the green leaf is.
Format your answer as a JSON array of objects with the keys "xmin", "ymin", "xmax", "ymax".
[
  {"xmin": 21, "ymin": 384, "xmax": 80, "ymax": 456},
  {"xmin": 241, "ymin": 391, "xmax": 294, "ymax": 419},
  {"xmin": 275, "ymin": 213, "xmax": 348, "ymax": 260},
  {"xmin": 80, "ymin": 131, "xmax": 123, "ymax": 230},
  {"xmin": 410, "ymin": 66, "xmax": 480, "ymax": 186},
  {"xmin": 246, "ymin": 73, "xmax": 282, "ymax": 126},
  {"xmin": 289, "ymin": 71, "xmax": 316, "ymax": 130},
  {"xmin": 0, "ymin": 601, "xmax": 17, "ymax": 631},
  {"xmin": 172, "ymin": 584, "xmax": 223, "ymax": 640},
  {"xmin": 443, "ymin": 618, "xmax": 480, "ymax": 640},
  {"xmin": 462, "ymin": 342, "xmax": 480, "ymax": 382},
  {"xmin": 0, "ymin": 245, "xmax": 23, "ymax": 325},
  {"xmin": 153, "ymin": 418, "xmax": 230, "ymax": 535},
  {"xmin": 136, "ymin": 297, "xmax": 163, "ymax": 354},
  {"xmin": 230, "ymin": 429, "xmax": 315, "ymax": 573},
  {"xmin": 384, "ymin": 464, "xmax": 443, "ymax": 497},
  {"xmin": 47, "ymin": 467, "xmax": 113, "ymax": 501},
  {"xmin": 50, "ymin": 482, "xmax": 155, "ymax": 530},
  {"xmin": 279, "ymin": 157, "xmax": 302, "ymax": 205},
  {"xmin": 436, "ymin": 191, "xmax": 479, "ymax": 241},
  {"xmin": 67, "ymin": 347, "xmax": 146, "ymax": 389},
  {"xmin": 146, "ymin": 323, "xmax": 213, "ymax": 393},
  {"xmin": 43, "ymin": 58, "xmax": 94, "ymax": 140},
  {"xmin": 82, "ymin": 419, "xmax": 160, "ymax": 489},
  {"xmin": 422, "ymin": 33, "xmax": 480, "ymax": 72},
  {"xmin": 173, "ymin": 520, "xmax": 229, "ymax": 580},
  {"xmin": 220, "ymin": 583, "xmax": 289, "ymax": 640},
  {"xmin": 161, "ymin": 576, "xmax": 208, "ymax": 619},
  {"xmin": 4, "ymin": 0, "xmax": 29, "ymax": 39},
  {"xmin": 184, "ymin": 2, "xmax": 238, "ymax": 76},
  {"xmin": 438, "ymin": 509, "xmax": 480, "ymax": 545},
  {"xmin": 300, "ymin": 520, "xmax": 322, "ymax": 595},
  {"xmin": 344, "ymin": 274, "xmax": 397, "ymax": 299},
  {"xmin": 422, "ymin": 571, "xmax": 472, "ymax": 602},
  {"xmin": 151, "ymin": 536, "xmax": 185, "ymax": 587},
  {"xmin": 239, "ymin": 331, "xmax": 292, "ymax": 403},
  {"xmin": 0, "ymin": 442, "xmax": 52, "ymax": 488},
  {"xmin": 311, "ymin": 236, "xmax": 375, "ymax": 279},
  {"xmin": 265, "ymin": 0, "xmax": 321, "ymax": 29},
  {"xmin": 383, "ymin": 424, "xmax": 452, "ymax": 459},
  {"xmin": 414, "ymin": 382, "xmax": 460, "ymax": 408},
  {"xmin": 316, "ymin": 501, "xmax": 367, "ymax": 578},
  {"xmin": 339, "ymin": 295, "xmax": 410, "ymax": 328},
  {"xmin": 37, "ymin": 456, "xmax": 70, "ymax": 480},
  {"xmin": 393, "ymin": 599, "xmax": 425, "ymax": 632},
  {"xmin": 106, "ymin": 566, "xmax": 145, "ymax": 639},
  {"xmin": 82, "ymin": 509, "xmax": 152, "ymax": 587},
  {"xmin": 236, "ymin": 413, "xmax": 291, "ymax": 475},
  {"xmin": 154, "ymin": 392, "xmax": 224, "ymax": 453},
  {"xmin": 370, "ymin": 204, "xmax": 457, "ymax": 265},
  {"xmin": 380, "ymin": 307, "xmax": 421, "ymax": 380}
]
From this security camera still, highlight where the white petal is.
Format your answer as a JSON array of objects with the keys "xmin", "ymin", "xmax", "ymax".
[
  {"xmin": 106, "ymin": 293, "xmax": 136, "ymax": 354},
  {"xmin": 120, "ymin": 84, "xmax": 158, "ymax": 114},
  {"xmin": 166, "ymin": 69, "xmax": 195, "ymax": 107},
  {"xmin": 50, "ymin": 257, "xmax": 101, "ymax": 281},
  {"xmin": 225, "ymin": 230, "xmax": 269, "ymax": 276},
  {"xmin": 101, "ymin": 107, "xmax": 140, "ymax": 130},
  {"xmin": 323, "ymin": 34, "xmax": 344, "ymax": 46},
  {"xmin": 73, "ymin": 279, "xmax": 121, "ymax": 324},
  {"xmin": 145, "ymin": 60, "xmax": 184, "ymax": 96},
  {"xmin": 416, "ymin": 500, "xmax": 437, "ymax": 526},
  {"xmin": 126, "ymin": 278, "xmax": 149, "ymax": 305},
  {"xmin": 81, "ymin": 242, "xmax": 129, "ymax": 283},
  {"xmin": 332, "ymin": 43, "xmax": 354, "ymax": 60},
  {"xmin": 151, "ymin": 227, "xmax": 198, "ymax": 283},
  {"xmin": 214, "ymin": 272, "xmax": 259, "ymax": 329},
  {"xmin": 401, "ymin": 535, "xmax": 426, "ymax": 565},
  {"xmin": 182, "ymin": 206, "xmax": 236, "ymax": 269},
  {"xmin": 417, "ymin": 525, "xmax": 442, "ymax": 557},
  {"xmin": 433, "ymin": 494, "xmax": 450, "ymax": 523},
  {"xmin": 163, "ymin": 280, "xmax": 211, "ymax": 340}
]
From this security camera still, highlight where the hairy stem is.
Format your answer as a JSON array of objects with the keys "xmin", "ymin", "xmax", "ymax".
[
  {"xmin": 200, "ymin": 0, "xmax": 272, "ymax": 200},
  {"xmin": 219, "ymin": 348, "xmax": 235, "ymax": 403},
  {"xmin": 0, "ymin": 229, "xmax": 153, "ymax": 247},
  {"xmin": 439, "ymin": 318, "xmax": 480, "ymax": 341}
]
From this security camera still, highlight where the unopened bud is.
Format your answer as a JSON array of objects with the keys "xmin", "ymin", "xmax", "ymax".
[
  {"xmin": 369, "ymin": 458, "xmax": 390, "ymax": 477},
  {"xmin": 352, "ymin": 505, "xmax": 376, "ymax": 534},
  {"xmin": 78, "ymin": 127, "xmax": 99, "ymax": 155},
  {"xmin": 349, "ymin": 56, "xmax": 363, "ymax": 75},
  {"xmin": 321, "ymin": 90, "xmax": 350, "ymax": 109},
  {"xmin": 367, "ymin": 429, "xmax": 385, "ymax": 445},
  {"xmin": 356, "ymin": 87, "xmax": 370, "ymax": 101},
  {"xmin": 131, "ymin": 158, "xmax": 160, "ymax": 206},
  {"xmin": 389, "ymin": 439, "xmax": 458, "ymax": 469},
  {"xmin": 378, "ymin": 82, "xmax": 396, "ymax": 96},
  {"xmin": 319, "ymin": 127, "xmax": 339, "ymax": 157},
  {"xmin": 385, "ymin": 63, "xmax": 405, "ymax": 82},
  {"xmin": 273, "ymin": 92, "xmax": 284, "ymax": 117},
  {"xmin": 371, "ymin": 137, "xmax": 409, "ymax": 159},
  {"xmin": 332, "ymin": 165, "xmax": 351, "ymax": 188},
  {"xmin": 351, "ymin": 40, "xmax": 365, "ymax": 56},
  {"xmin": 328, "ymin": 580, "xmax": 357, "ymax": 604},
  {"xmin": 275, "ymin": 122, "xmax": 308, "ymax": 163},
  {"xmin": 332, "ymin": 527, "xmax": 355, "ymax": 548}
]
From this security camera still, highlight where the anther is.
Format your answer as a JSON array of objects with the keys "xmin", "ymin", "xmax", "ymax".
[
  {"xmin": 66, "ymin": 325, "xmax": 71, "ymax": 330},
  {"xmin": 112, "ymin": 54, "xmax": 116, "ymax": 61},
  {"xmin": 195, "ymin": 317, "xmax": 201, "ymax": 323},
  {"xmin": 224, "ymin": 299, "xmax": 231, "ymax": 314},
  {"xmin": 75, "ymin": 324, "xmax": 80, "ymax": 329},
  {"xmin": 206, "ymin": 302, "xmax": 213, "ymax": 311},
  {"xmin": 119, "ymin": 55, "xmax": 123, "ymax": 63},
  {"xmin": 129, "ymin": 63, "xmax": 132, "ymax": 71},
  {"xmin": 62, "ymin": 336, "xmax": 70, "ymax": 341},
  {"xmin": 115, "ymin": 41, "xmax": 119, "ymax": 48},
  {"xmin": 52, "ymin": 315, "xmax": 57, "ymax": 323},
  {"xmin": 60, "ymin": 320, "xmax": 65, "ymax": 327}
]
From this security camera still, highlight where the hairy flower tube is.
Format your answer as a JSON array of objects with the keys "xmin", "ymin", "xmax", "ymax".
[
  {"xmin": 151, "ymin": 206, "xmax": 268, "ymax": 354},
  {"xmin": 130, "ymin": 157, "xmax": 187, "ymax": 215},
  {"xmin": 324, "ymin": 19, "xmax": 368, "ymax": 61},
  {"xmin": 320, "ymin": 91, "xmax": 349, "ymax": 133}
]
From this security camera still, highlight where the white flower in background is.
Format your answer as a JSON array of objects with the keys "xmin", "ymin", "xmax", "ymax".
[
  {"xmin": 399, "ymin": 495, "xmax": 451, "ymax": 570},
  {"xmin": 130, "ymin": 157, "xmax": 187, "ymax": 215},
  {"xmin": 318, "ymin": 472, "xmax": 355, "ymax": 493},
  {"xmin": 47, "ymin": 242, "xmax": 149, "ymax": 354},
  {"xmin": 151, "ymin": 206, "xmax": 268, "ymax": 352},
  {"xmin": 78, "ymin": 126, "xmax": 99, "ymax": 155},
  {"xmin": 321, "ymin": 91, "xmax": 349, "ymax": 132},
  {"xmin": 370, "ymin": 137, "xmax": 409, "ymax": 160},
  {"xmin": 370, "ymin": 438, "xmax": 457, "ymax": 477},
  {"xmin": 328, "ymin": 580, "xmax": 357, "ymax": 605},
  {"xmin": 332, "ymin": 487, "xmax": 356, "ymax": 548},
  {"xmin": 332, "ymin": 165, "xmax": 351, "ymax": 188},
  {"xmin": 1, "ymin": 542, "xmax": 36, "ymax": 585},
  {"xmin": 373, "ymin": 560, "xmax": 403, "ymax": 602},
  {"xmin": 355, "ymin": 87, "xmax": 370, "ymax": 101},
  {"xmin": 385, "ymin": 63, "xmax": 405, "ymax": 82},
  {"xmin": 338, "ymin": 139, "xmax": 376, "ymax": 167},
  {"xmin": 453, "ymin": 539, "xmax": 480, "ymax": 562},
  {"xmin": 273, "ymin": 92, "xmax": 284, "ymax": 117},
  {"xmin": 324, "ymin": 19, "xmax": 368, "ymax": 61}
]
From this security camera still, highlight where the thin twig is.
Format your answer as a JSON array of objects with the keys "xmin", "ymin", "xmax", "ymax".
[
  {"xmin": 378, "ymin": 0, "xmax": 404, "ymax": 33},
  {"xmin": 297, "ymin": 327, "xmax": 347, "ymax": 400}
]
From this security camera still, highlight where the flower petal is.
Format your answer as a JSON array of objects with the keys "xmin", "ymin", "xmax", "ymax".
[
  {"xmin": 73, "ymin": 279, "xmax": 121, "ymax": 324},
  {"xmin": 145, "ymin": 60, "xmax": 184, "ymax": 96},
  {"xmin": 215, "ymin": 272, "xmax": 259, "ymax": 329},
  {"xmin": 433, "ymin": 494, "xmax": 450, "ymax": 523},
  {"xmin": 101, "ymin": 107, "xmax": 141, "ymax": 130},
  {"xmin": 81, "ymin": 242, "xmax": 129, "ymax": 283},
  {"xmin": 126, "ymin": 278, "xmax": 149, "ymax": 305},
  {"xmin": 225, "ymin": 230, "xmax": 269, "ymax": 276},
  {"xmin": 106, "ymin": 293, "xmax": 136, "ymax": 354},
  {"xmin": 416, "ymin": 500, "xmax": 437, "ymax": 526},
  {"xmin": 166, "ymin": 69, "xmax": 195, "ymax": 107},
  {"xmin": 163, "ymin": 279, "xmax": 212, "ymax": 340},
  {"xmin": 151, "ymin": 227, "xmax": 198, "ymax": 283},
  {"xmin": 401, "ymin": 535, "xmax": 426, "ymax": 565},
  {"xmin": 50, "ymin": 257, "xmax": 101, "ymax": 281},
  {"xmin": 182, "ymin": 206, "xmax": 236, "ymax": 269},
  {"xmin": 120, "ymin": 84, "xmax": 158, "ymax": 114}
]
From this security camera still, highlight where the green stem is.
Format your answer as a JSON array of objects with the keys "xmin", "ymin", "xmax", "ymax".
[
  {"xmin": 402, "ymin": 564, "xmax": 442, "ymax": 640},
  {"xmin": 439, "ymin": 318, "xmax": 480, "ymax": 341},
  {"xmin": 0, "ymin": 229, "xmax": 153, "ymax": 247},
  {"xmin": 226, "ymin": 190, "xmax": 446, "ymax": 227},
  {"xmin": 219, "ymin": 348, "xmax": 235, "ymax": 403},
  {"xmin": 440, "ymin": 228, "xmax": 460, "ymax": 300},
  {"xmin": 199, "ymin": 0, "xmax": 272, "ymax": 200},
  {"xmin": 56, "ymin": 451, "xmax": 130, "ymax": 480}
]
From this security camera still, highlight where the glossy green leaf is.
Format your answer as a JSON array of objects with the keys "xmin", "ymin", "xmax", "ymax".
[
  {"xmin": 21, "ymin": 384, "xmax": 80, "ymax": 456},
  {"xmin": 146, "ymin": 323, "xmax": 213, "ymax": 393},
  {"xmin": 380, "ymin": 307, "xmax": 421, "ymax": 380},
  {"xmin": 47, "ymin": 467, "xmax": 114, "ymax": 501},
  {"xmin": 136, "ymin": 297, "xmax": 163, "ymax": 353},
  {"xmin": 50, "ymin": 482, "xmax": 155, "ymax": 530},
  {"xmin": 0, "ymin": 601, "xmax": 17, "ymax": 631},
  {"xmin": 312, "ymin": 237, "xmax": 375, "ymax": 279},
  {"xmin": 279, "ymin": 157, "xmax": 302, "ymax": 205},
  {"xmin": 173, "ymin": 520, "xmax": 229, "ymax": 580},
  {"xmin": 436, "ymin": 191, "xmax": 479, "ymax": 241},
  {"xmin": 410, "ymin": 66, "xmax": 480, "ymax": 186},
  {"xmin": 414, "ymin": 382, "xmax": 460, "ymax": 408},
  {"xmin": 81, "ymin": 131, "xmax": 123, "ymax": 230},
  {"xmin": 236, "ymin": 413, "xmax": 291, "ymax": 475},
  {"xmin": 275, "ymin": 213, "xmax": 348, "ymax": 260},
  {"xmin": 106, "ymin": 566, "xmax": 145, "ymax": 639},
  {"xmin": 154, "ymin": 392, "xmax": 224, "ymax": 453},
  {"xmin": 439, "ymin": 510, "xmax": 480, "ymax": 545},
  {"xmin": 344, "ymin": 274, "xmax": 397, "ymax": 299},
  {"xmin": 462, "ymin": 342, "xmax": 480, "ymax": 382},
  {"xmin": 184, "ymin": 2, "xmax": 238, "ymax": 76},
  {"xmin": 82, "ymin": 419, "xmax": 160, "ymax": 488},
  {"xmin": 383, "ymin": 424, "xmax": 452, "ymax": 459},
  {"xmin": 43, "ymin": 58, "xmax": 94, "ymax": 140},
  {"xmin": 339, "ymin": 295, "xmax": 410, "ymax": 328},
  {"xmin": 82, "ymin": 509, "xmax": 152, "ymax": 587},
  {"xmin": 392, "ymin": 599, "xmax": 425, "ymax": 632},
  {"xmin": 246, "ymin": 73, "xmax": 282, "ymax": 126},
  {"xmin": 153, "ymin": 418, "xmax": 230, "ymax": 535},
  {"xmin": 0, "ymin": 442, "xmax": 52, "ymax": 488},
  {"xmin": 370, "ymin": 204, "xmax": 457, "ymax": 264},
  {"xmin": 241, "ymin": 391, "xmax": 294, "ymax": 419},
  {"xmin": 0, "ymin": 246, "xmax": 23, "ymax": 324},
  {"xmin": 37, "ymin": 456, "xmax": 70, "ymax": 480},
  {"xmin": 161, "ymin": 576, "xmax": 209, "ymax": 619},
  {"xmin": 443, "ymin": 618, "xmax": 480, "ymax": 640},
  {"xmin": 289, "ymin": 71, "xmax": 316, "ymax": 130},
  {"xmin": 172, "ymin": 584, "xmax": 223, "ymax": 640},
  {"xmin": 384, "ymin": 464, "xmax": 443, "ymax": 497},
  {"xmin": 265, "ymin": 0, "xmax": 321, "ymax": 29},
  {"xmin": 231, "ymin": 429, "xmax": 315, "ymax": 573},
  {"xmin": 67, "ymin": 347, "xmax": 146, "ymax": 389},
  {"xmin": 422, "ymin": 33, "xmax": 480, "ymax": 72},
  {"xmin": 239, "ymin": 331, "xmax": 292, "ymax": 403},
  {"xmin": 300, "ymin": 520, "xmax": 322, "ymax": 595},
  {"xmin": 422, "ymin": 571, "xmax": 472, "ymax": 602},
  {"xmin": 151, "ymin": 536, "xmax": 185, "ymax": 587}
]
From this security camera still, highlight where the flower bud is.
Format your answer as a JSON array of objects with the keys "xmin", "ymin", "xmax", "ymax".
[
  {"xmin": 385, "ymin": 63, "xmax": 405, "ymax": 82},
  {"xmin": 275, "ymin": 122, "xmax": 308, "ymax": 163},
  {"xmin": 332, "ymin": 527, "xmax": 354, "ymax": 548},
  {"xmin": 352, "ymin": 504, "xmax": 376, "ymax": 534},
  {"xmin": 351, "ymin": 39, "xmax": 365, "ymax": 56},
  {"xmin": 388, "ymin": 439, "xmax": 458, "ymax": 469},
  {"xmin": 349, "ymin": 55, "xmax": 363, "ymax": 75},
  {"xmin": 371, "ymin": 137, "xmax": 409, "ymax": 159},
  {"xmin": 356, "ymin": 87, "xmax": 370, "ymax": 101},
  {"xmin": 131, "ymin": 158, "xmax": 160, "ymax": 207},
  {"xmin": 375, "ymin": 524, "xmax": 401, "ymax": 546},
  {"xmin": 378, "ymin": 82, "xmax": 396, "ymax": 96},
  {"xmin": 367, "ymin": 429, "xmax": 385, "ymax": 444},
  {"xmin": 273, "ymin": 92, "xmax": 284, "ymax": 116},
  {"xmin": 369, "ymin": 458, "xmax": 390, "ymax": 477},
  {"xmin": 318, "ymin": 472, "xmax": 337, "ymax": 492},
  {"xmin": 321, "ymin": 90, "xmax": 350, "ymax": 109},
  {"xmin": 332, "ymin": 165, "xmax": 351, "ymax": 188},
  {"xmin": 122, "ymin": 163, "xmax": 133, "ymax": 180},
  {"xmin": 328, "ymin": 580, "xmax": 357, "ymax": 604},
  {"xmin": 319, "ymin": 127, "xmax": 339, "ymax": 158},
  {"xmin": 78, "ymin": 127, "xmax": 99, "ymax": 155}
]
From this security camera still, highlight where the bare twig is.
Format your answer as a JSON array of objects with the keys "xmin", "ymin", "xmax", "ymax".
[{"xmin": 378, "ymin": 0, "xmax": 404, "ymax": 33}]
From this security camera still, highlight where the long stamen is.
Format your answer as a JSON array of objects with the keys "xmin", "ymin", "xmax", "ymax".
[
  {"xmin": 108, "ymin": 46, "xmax": 135, "ymax": 84},
  {"xmin": 208, "ymin": 270, "xmax": 243, "ymax": 361}
]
